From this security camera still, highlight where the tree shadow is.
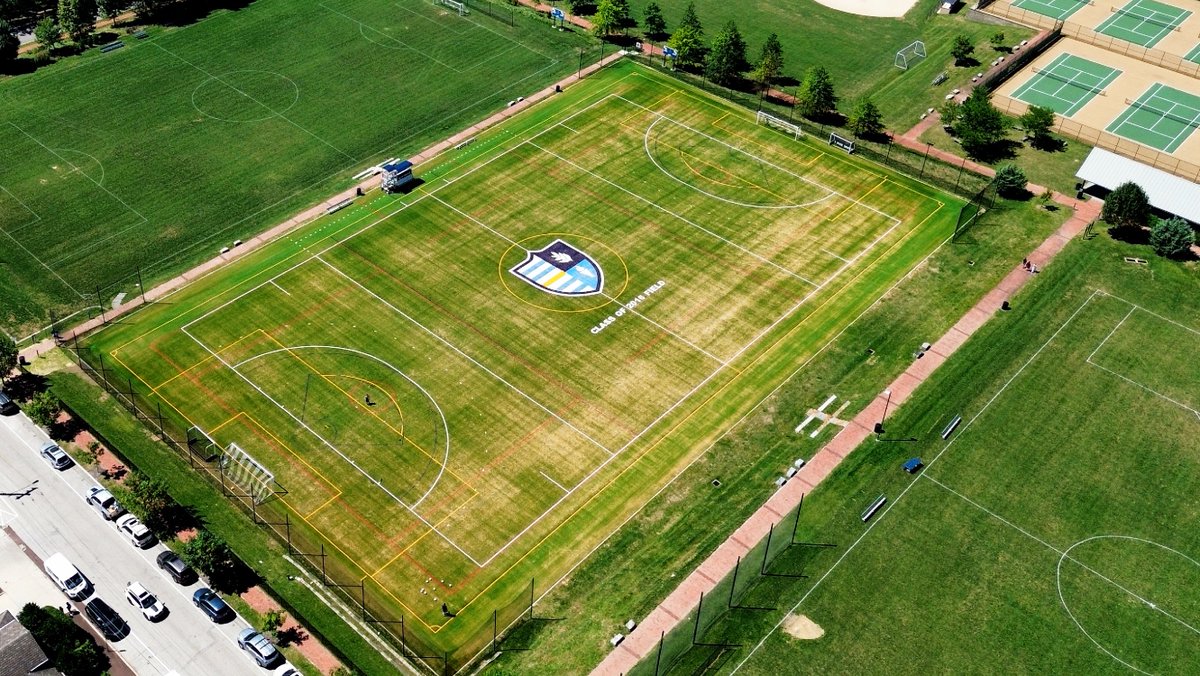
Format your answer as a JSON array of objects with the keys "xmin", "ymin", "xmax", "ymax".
[
  {"xmin": 1029, "ymin": 136, "xmax": 1067, "ymax": 152},
  {"xmin": 1107, "ymin": 225, "xmax": 1150, "ymax": 245},
  {"xmin": 208, "ymin": 555, "xmax": 260, "ymax": 595},
  {"xmin": 275, "ymin": 625, "xmax": 307, "ymax": 648},
  {"xmin": 3, "ymin": 371, "xmax": 48, "ymax": 400},
  {"xmin": 954, "ymin": 57, "xmax": 981, "ymax": 68},
  {"xmin": 967, "ymin": 138, "xmax": 1021, "ymax": 163},
  {"xmin": 774, "ymin": 75, "xmax": 799, "ymax": 88},
  {"xmin": 153, "ymin": 0, "xmax": 258, "ymax": 27}
]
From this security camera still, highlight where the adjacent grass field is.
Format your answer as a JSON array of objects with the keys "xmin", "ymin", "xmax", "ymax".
[
  {"xmin": 726, "ymin": 233, "xmax": 1200, "ymax": 674},
  {"xmin": 0, "ymin": 0, "xmax": 589, "ymax": 337},
  {"xmin": 81, "ymin": 61, "xmax": 959, "ymax": 664}
]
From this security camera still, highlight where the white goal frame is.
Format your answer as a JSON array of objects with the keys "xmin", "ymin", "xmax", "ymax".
[
  {"xmin": 756, "ymin": 110, "xmax": 803, "ymax": 140},
  {"xmin": 895, "ymin": 40, "xmax": 927, "ymax": 70},
  {"xmin": 437, "ymin": 0, "xmax": 468, "ymax": 15},
  {"xmin": 220, "ymin": 442, "xmax": 281, "ymax": 504}
]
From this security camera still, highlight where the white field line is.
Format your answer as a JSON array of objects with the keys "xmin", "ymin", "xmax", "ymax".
[
  {"xmin": 232, "ymin": 345, "xmax": 453, "ymax": 509},
  {"xmin": 1086, "ymin": 306, "xmax": 1135, "ymax": 361},
  {"xmin": 427, "ymin": 193, "xmax": 727, "ymax": 365},
  {"xmin": 465, "ymin": 192, "xmax": 951, "ymax": 675},
  {"xmin": 0, "ymin": 187, "xmax": 86, "ymax": 299},
  {"xmin": 822, "ymin": 248, "xmax": 851, "ymax": 264},
  {"xmin": 0, "ymin": 184, "xmax": 42, "ymax": 232},
  {"xmin": 730, "ymin": 288, "xmax": 1106, "ymax": 673},
  {"xmin": 180, "ymin": 322, "xmax": 484, "ymax": 566},
  {"xmin": 269, "ymin": 280, "xmax": 292, "ymax": 296},
  {"xmin": 531, "ymin": 141, "xmax": 821, "ymax": 289},
  {"xmin": 616, "ymin": 94, "xmax": 902, "ymax": 226},
  {"xmin": 539, "ymin": 470, "xmax": 568, "ymax": 493},
  {"xmin": 643, "ymin": 116, "xmax": 838, "ymax": 212},
  {"xmin": 925, "ymin": 474, "xmax": 1200, "ymax": 637},
  {"xmin": 320, "ymin": 2, "xmax": 462, "ymax": 72}
]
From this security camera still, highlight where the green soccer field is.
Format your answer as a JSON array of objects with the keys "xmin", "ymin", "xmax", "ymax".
[
  {"xmin": 727, "ymin": 235, "xmax": 1200, "ymax": 674},
  {"xmin": 0, "ymin": 0, "xmax": 588, "ymax": 337},
  {"xmin": 80, "ymin": 61, "xmax": 960, "ymax": 663}
]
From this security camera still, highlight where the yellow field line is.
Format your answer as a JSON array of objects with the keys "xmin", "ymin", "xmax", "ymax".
[
  {"xmin": 209, "ymin": 413, "xmax": 243, "ymax": 435},
  {"xmin": 323, "ymin": 373, "xmax": 406, "ymax": 433},
  {"xmin": 305, "ymin": 492, "xmax": 344, "ymax": 520},
  {"xmin": 148, "ymin": 329, "xmax": 265, "ymax": 394},
  {"xmin": 827, "ymin": 178, "xmax": 888, "ymax": 222}
]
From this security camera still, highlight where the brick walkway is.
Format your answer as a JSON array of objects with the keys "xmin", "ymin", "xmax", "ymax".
[
  {"xmin": 19, "ymin": 49, "xmax": 626, "ymax": 363},
  {"xmin": 594, "ymin": 171, "xmax": 1101, "ymax": 676}
]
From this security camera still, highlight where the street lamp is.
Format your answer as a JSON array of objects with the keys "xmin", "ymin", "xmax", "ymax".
[{"xmin": 874, "ymin": 388, "xmax": 892, "ymax": 435}]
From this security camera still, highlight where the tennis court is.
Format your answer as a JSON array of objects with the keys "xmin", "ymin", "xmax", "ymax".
[
  {"xmin": 1011, "ymin": 52, "xmax": 1121, "ymax": 115},
  {"xmin": 1095, "ymin": 0, "xmax": 1191, "ymax": 48},
  {"xmin": 1185, "ymin": 43, "xmax": 1200, "ymax": 65},
  {"xmin": 1106, "ymin": 82, "xmax": 1200, "ymax": 151},
  {"xmin": 1012, "ymin": 0, "xmax": 1093, "ymax": 21}
]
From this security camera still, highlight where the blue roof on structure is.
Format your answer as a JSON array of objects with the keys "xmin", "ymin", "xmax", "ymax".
[{"xmin": 382, "ymin": 160, "xmax": 412, "ymax": 173}]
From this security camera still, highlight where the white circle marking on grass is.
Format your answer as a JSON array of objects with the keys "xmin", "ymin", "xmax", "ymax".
[
  {"xmin": 643, "ymin": 116, "xmax": 835, "ymax": 210},
  {"xmin": 235, "ymin": 345, "xmax": 451, "ymax": 509},
  {"xmin": 1057, "ymin": 534, "xmax": 1200, "ymax": 674},
  {"xmin": 191, "ymin": 70, "xmax": 300, "ymax": 123},
  {"xmin": 53, "ymin": 149, "xmax": 106, "ymax": 186}
]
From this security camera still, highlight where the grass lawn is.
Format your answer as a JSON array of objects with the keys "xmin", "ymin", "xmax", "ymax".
[
  {"xmin": 706, "ymin": 231, "xmax": 1200, "ymax": 674},
  {"xmin": 920, "ymin": 122, "xmax": 1094, "ymax": 194},
  {"xmin": 75, "ymin": 60, "xmax": 961, "ymax": 668},
  {"xmin": 618, "ymin": 0, "xmax": 1034, "ymax": 129},
  {"xmin": 486, "ymin": 194, "xmax": 1072, "ymax": 673},
  {"xmin": 0, "ymin": 0, "xmax": 591, "ymax": 338}
]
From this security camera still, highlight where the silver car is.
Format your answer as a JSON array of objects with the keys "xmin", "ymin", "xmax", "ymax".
[
  {"xmin": 236, "ymin": 628, "xmax": 281, "ymax": 668},
  {"xmin": 39, "ymin": 442, "xmax": 73, "ymax": 470}
]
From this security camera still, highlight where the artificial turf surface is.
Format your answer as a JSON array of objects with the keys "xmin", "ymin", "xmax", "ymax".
[
  {"xmin": 0, "ymin": 0, "xmax": 590, "ymax": 336},
  {"xmin": 80, "ymin": 60, "xmax": 960, "ymax": 664}
]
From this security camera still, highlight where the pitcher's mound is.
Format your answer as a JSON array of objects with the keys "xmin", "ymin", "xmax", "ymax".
[{"xmin": 783, "ymin": 614, "xmax": 824, "ymax": 640}]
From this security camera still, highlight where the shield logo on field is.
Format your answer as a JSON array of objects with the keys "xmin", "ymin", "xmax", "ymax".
[{"xmin": 510, "ymin": 239, "xmax": 603, "ymax": 297}]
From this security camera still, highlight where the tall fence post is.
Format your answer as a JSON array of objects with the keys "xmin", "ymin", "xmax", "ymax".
[
  {"xmin": 791, "ymin": 494, "xmax": 804, "ymax": 543},
  {"xmin": 728, "ymin": 556, "xmax": 741, "ymax": 607},
  {"xmin": 654, "ymin": 630, "xmax": 665, "ymax": 675},
  {"xmin": 761, "ymin": 523, "xmax": 775, "ymax": 575},
  {"xmin": 529, "ymin": 577, "xmax": 535, "ymax": 620},
  {"xmin": 692, "ymin": 591, "xmax": 705, "ymax": 644}
]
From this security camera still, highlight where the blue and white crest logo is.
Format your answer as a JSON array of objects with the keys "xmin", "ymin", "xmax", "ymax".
[{"xmin": 510, "ymin": 239, "xmax": 603, "ymax": 297}]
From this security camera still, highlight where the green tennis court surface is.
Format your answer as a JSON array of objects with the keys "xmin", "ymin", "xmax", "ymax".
[
  {"xmin": 1186, "ymin": 42, "xmax": 1200, "ymax": 64},
  {"xmin": 1012, "ymin": 0, "xmax": 1092, "ymax": 21},
  {"xmin": 1106, "ymin": 83, "xmax": 1200, "ymax": 151},
  {"xmin": 1012, "ymin": 53, "xmax": 1121, "ymax": 116},
  {"xmin": 1095, "ymin": 0, "xmax": 1191, "ymax": 48}
]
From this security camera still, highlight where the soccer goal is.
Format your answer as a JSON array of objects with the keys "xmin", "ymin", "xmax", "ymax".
[
  {"xmin": 756, "ymin": 110, "xmax": 803, "ymax": 140},
  {"xmin": 895, "ymin": 40, "xmax": 926, "ymax": 70},
  {"xmin": 186, "ymin": 425, "xmax": 221, "ymax": 462},
  {"xmin": 220, "ymin": 443, "xmax": 285, "ymax": 504},
  {"xmin": 436, "ymin": 0, "xmax": 468, "ymax": 15}
]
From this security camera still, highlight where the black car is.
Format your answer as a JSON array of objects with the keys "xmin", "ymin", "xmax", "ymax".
[
  {"xmin": 192, "ymin": 587, "xmax": 234, "ymax": 623},
  {"xmin": 156, "ymin": 551, "xmax": 197, "ymax": 585},
  {"xmin": 84, "ymin": 598, "xmax": 130, "ymax": 641},
  {"xmin": 0, "ymin": 390, "xmax": 17, "ymax": 415}
]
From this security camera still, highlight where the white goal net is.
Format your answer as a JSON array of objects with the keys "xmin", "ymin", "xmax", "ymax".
[
  {"xmin": 437, "ymin": 0, "xmax": 468, "ymax": 15},
  {"xmin": 220, "ymin": 443, "xmax": 278, "ymax": 504},
  {"xmin": 895, "ymin": 40, "xmax": 926, "ymax": 70},
  {"xmin": 756, "ymin": 110, "xmax": 802, "ymax": 140}
]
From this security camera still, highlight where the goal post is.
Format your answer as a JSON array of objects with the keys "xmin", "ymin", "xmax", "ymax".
[
  {"xmin": 436, "ymin": 0, "xmax": 468, "ymax": 15},
  {"xmin": 186, "ymin": 425, "xmax": 221, "ymax": 462},
  {"xmin": 756, "ymin": 110, "xmax": 803, "ymax": 141},
  {"xmin": 895, "ymin": 40, "xmax": 926, "ymax": 70},
  {"xmin": 220, "ymin": 442, "xmax": 285, "ymax": 504}
]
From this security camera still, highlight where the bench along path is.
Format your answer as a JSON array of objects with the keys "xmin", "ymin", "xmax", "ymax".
[
  {"xmin": 593, "ymin": 192, "xmax": 1100, "ymax": 675},
  {"xmin": 18, "ymin": 50, "xmax": 626, "ymax": 363}
]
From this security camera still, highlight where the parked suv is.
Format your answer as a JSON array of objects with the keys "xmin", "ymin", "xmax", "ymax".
[
  {"xmin": 44, "ymin": 552, "xmax": 90, "ymax": 600},
  {"xmin": 39, "ymin": 442, "xmax": 73, "ymax": 470},
  {"xmin": 237, "ymin": 628, "xmax": 281, "ymax": 668},
  {"xmin": 84, "ymin": 598, "xmax": 130, "ymax": 641},
  {"xmin": 115, "ymin": 514, "xmax": 156, "ymax": 549},
  {"xmin": 0, "ymin": 390, "xmax": 17, "ymax": 415},
  {"xmin": 156, "ymin": 551, "xmax": 197, "ymax": 585},
  {"xmin": 192, "ymin": 588, "xmax": 234, "ymax": 623},
  {"xmin": 125, "ymin": 581, "xmax": 168, "ymax": 621},
  {"xmin": 86, "ymin": 486, "xmax": 125, "ymax": 520}
]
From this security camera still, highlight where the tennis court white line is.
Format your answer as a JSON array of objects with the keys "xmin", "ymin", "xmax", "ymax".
[
  {"xmin": 731, "ymin": 288, "xmax": 1105, "ymax": 673},
  {"xmin": 427, "ymin": 192, "xmax": 729, "ymax": 365}
]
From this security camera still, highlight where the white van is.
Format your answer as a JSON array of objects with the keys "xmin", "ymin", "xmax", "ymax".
[{"xmin": 44, "ymin": 553, "xmax": 89, "ymax": 600}]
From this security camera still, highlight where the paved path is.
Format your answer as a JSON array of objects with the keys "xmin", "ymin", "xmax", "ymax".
[
  {"xmin": 19, "ymin": 49, "xmax": 626, "ymax": 363},
  {"xmin": 594, "ymin": 184, "xmax": 1101, "ymax": 676}
]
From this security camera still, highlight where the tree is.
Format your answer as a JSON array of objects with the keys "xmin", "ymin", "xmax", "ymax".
[
  {"xmin": 262, "ymin": 609, "xmax": 286, "ymax": 637},
  {"xmin": 750, "ymin": 32, "xmax": 783, "ymax": 92},
  {"xmin": 939, "ymin": 98, "xmax": 961, "ymax": 127},
  {"xmin": 591, "ymin": 0, "xmax": 619, "ymax": 37},
  {"xmin": 611, "ymin": 0, "xmax": 630, "ymax": 29},
  {"xmin": 1020, "ymin": 104, "xmax": 1056, "ymax": 147},
  {"xmin": 950, "ymin": 34, "xmax": 974, "ymax": 65},
  {"xmin": 0, "ymin": 333, "xmax": 16, "ymax": 382},
  {"xmin": 796, "ymin": 65, "xmax": 837, "ymax": 120},
  {"xmin": 126, "ymin": 472, "xmax": 175, "ymax": 536},
  {"xmin": 25, "ymin": 391, "xmax": 61, "ymax": 428},
  {"xmin": 847, "ymin": 97, "xmax": 884, "ymax": 138},
  {"xmin": 566, "ymin": 0, "xmax": 590, "ymax": 13},
  {"xmin": 993, "ymin": 163, "xmax": 1027, "ymax": 197},
  {"xmin": 19, "ymin": 603, "xmax": 110, "ymax": 675},
  {"xmin": 667, "ymin": 2, "xmax": 704, "ymax": 67},
  {"xmin": 1150, "ymin": 217, "xmax": 1194, "ymax": 258},
  {"xmin": 33, "ymin": 15, "xmax": 58, "ymax": 51},
  {"xmin": 989, "ymin": 31, "xmax": 1006, "ymax": 51},
  {"xmin": 182, "ymin": 529, "xmax": 235, "ymax": 582},
  {"xmin": 96, "ymin": 0, "xmax": 126, "ymax": 18},
  {"xmin": 0, "ymin": 18, "xmax": 17, "ymax": 64},
  {"xmin": 643, "ymin": 1, "xmax": 665, "ymax": 38},
  {"xmin": 955, "ymin": 89, "xmax": 1005, "ymax": 158},
  {"xmin": 704, "ymin": 20, "xmax": 747, "ymax": 87},
  {"xmin": 1101, "ymin": 181, "xmax": 1151, "ymax": 229},
  {"xmin": 57, "ymin": 0, "xmax": 96, "ymax": 47}
]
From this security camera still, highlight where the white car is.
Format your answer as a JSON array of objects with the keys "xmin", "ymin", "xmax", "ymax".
[
  {"xmin": 86, "ymin": 486, "xmax": 125, "ymax": 520},
  {"xmin": 125, "ymin": 581, "xmax": 167, "ymax": 621},
  {"xmin": 116, "ymin": 513, "xmax": 156, "ymax": 549}
]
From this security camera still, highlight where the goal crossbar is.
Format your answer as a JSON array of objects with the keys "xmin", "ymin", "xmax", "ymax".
[
  {"xmin": 437, "ymin": 0, "xmax": 468, "ymax": 15},
  {"xmin": 895, "ymin": 40, "xmax": 927, "ymax": 70},
  {"xmin": 221, "ymin": 442, "xmax": 283, "ymax": 504},
  {"xmin": 756, "ymin": 110, "xmax": 803, "ymax": 140}
]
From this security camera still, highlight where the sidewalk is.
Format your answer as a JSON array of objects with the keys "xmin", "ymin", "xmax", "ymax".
[
  {"xmin": 19, "ymin": 49, "xmax": 626, "ymax": 363},
  {"xmin": 593, "ymin": 186, "xmax": 1101, "ymax": 676}
]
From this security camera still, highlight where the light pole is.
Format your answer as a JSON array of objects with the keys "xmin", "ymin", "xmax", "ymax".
[{"xmin": 874, "ymin": 388, "xmax": 892, "ymax": 435}]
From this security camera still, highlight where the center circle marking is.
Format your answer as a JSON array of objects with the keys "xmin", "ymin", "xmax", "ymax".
[{"xmin": 191, "ymin": 70, "xmax": 300, "ymax": 123}]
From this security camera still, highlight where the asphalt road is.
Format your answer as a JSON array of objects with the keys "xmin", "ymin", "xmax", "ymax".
[{"xmin": 0, "ymin": 409, "xmax": 270, "ymax": 676}]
